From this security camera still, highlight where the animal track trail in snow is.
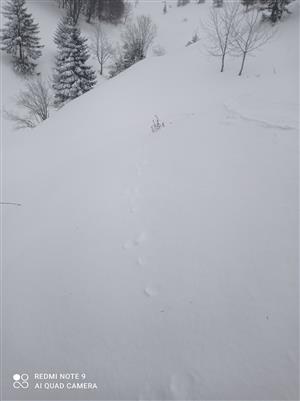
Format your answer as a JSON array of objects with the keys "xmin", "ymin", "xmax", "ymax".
[
  {"xmin": 135, "ymin": 158, "xmax": 149, "ymax": 177},
  {"xmin": 126, "ymin": 159, "xmax": 149, "ymax": 214},
  {"xmin": 127, "ymin": 186, "xmax": 141, "ymax": 214},
  {"xmin": 136, "ymin": 165, "xmax": 143, "ymax": 177}
]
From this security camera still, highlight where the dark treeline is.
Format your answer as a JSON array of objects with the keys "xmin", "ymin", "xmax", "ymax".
[
  {"xmin": 57, "ymin": 0, "xmax": 125, "ymax": 24},
  {"xmin": 241, "ymin": 0, "xmax": 293, "ymax": 22}
]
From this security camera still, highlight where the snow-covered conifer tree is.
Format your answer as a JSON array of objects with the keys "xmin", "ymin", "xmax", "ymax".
[
  {"xmin": 0, "ymin": 0, "xmax": 43, "ymax": 74},
  {"xmin": 213, "ymin": 0, "xmax": 223, "ymax": 7},
  {"xmin": 241, "ymin": 0, "xmax": 257, "ymax": 11},
  {"xmin": 52, "ymin": 17, "xmax": 96, "ymax": 107},
  {"xmin": 260, "ymin": 0, "xmax": 293, "ymax": 23}
]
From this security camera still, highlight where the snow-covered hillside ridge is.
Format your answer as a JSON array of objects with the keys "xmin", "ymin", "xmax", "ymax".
[{"xmin": 2, "ymin": 1, "xmax": 299, "ymax": 400}]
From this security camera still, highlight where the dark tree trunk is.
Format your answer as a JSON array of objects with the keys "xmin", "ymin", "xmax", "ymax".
[
  {"xmin": 238, "ymin": 52, "xmax": 247, "ymax": 76},
  {"xmin": 221, "ymin": 54, "xmax": 225, "ymax": 72}
]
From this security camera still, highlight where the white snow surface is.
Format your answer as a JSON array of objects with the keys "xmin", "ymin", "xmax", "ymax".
[{"xmin": 1, "ymin": 1, "xmax": 299, "ymax": 400}]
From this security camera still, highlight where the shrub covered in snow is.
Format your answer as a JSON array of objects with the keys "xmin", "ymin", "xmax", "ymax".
[{"xmin": 110, "ymin": 15, "xmax": 157, "ymax": 77}]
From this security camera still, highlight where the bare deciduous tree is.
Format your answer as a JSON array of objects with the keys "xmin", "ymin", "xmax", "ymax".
[
  {"xmin": 90, "ymin": 23, "xmax": 114, "ymax": 75},
  {"xmin": 5, "ymin": 77, "xmax": 52, "ymax": 129},
  {"xmin": 65, "ymin": 0, "xmax": 83, "ymax": 24},
  {"xmin": 122, "ymin": 15, "xmax": 157, "ymax": 61},
  {"xmin": 231, "ymin": 8, "xmax": 274, "ymax": 75},
  {"xmin": 110, "ymin": 15, "xmax": 156, "ymax": 77},
  {"xmin": 123, "ymin": 1, "xmax": 133, "ymax": 24},
  {"xmin": 204, "ymin": 2, "xmax": 240, "ymax": 72}
]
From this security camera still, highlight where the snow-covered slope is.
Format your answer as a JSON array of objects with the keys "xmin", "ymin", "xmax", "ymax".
[
  {"xmin": 2, "ymin": 1, "xmax": 299, "ymax": 400},
  {"xmin": 0, "ymin": 0, "xmax": 209, "ymax": 123}
]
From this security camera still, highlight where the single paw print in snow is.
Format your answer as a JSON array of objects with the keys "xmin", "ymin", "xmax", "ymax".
[
  {"xmin": 136, "ymin": 165, "xmax": 143, "ymax": 177},
  {"xmin": 144, "ymin": 286, "xmax": 158, "ymax": 298},
  {"xmin": 130, "ymin": 205, "xmax": 137, "ymax": 214},
  {"xmin": 134, "ymin": 231, "xmax": 147, "ymax": 246},
  {"xmin": 136, "ymin": 257, "xmax": 146, "ymax": 266},
  {"xmin": 123, "ymin": 232, "xmax": 147, "ymax": 251},
  {"xmin": 123, "ymin": 240, "xmax": 133, "ymax": 250},
  {"xmin": 169, "ymin": 372, "xmax": 198, "ymax": 399}
]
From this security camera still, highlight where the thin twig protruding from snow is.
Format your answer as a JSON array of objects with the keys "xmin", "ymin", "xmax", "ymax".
[{"xmin": 0, "ymin": 202, "xmax": 22, "ymax": 206}]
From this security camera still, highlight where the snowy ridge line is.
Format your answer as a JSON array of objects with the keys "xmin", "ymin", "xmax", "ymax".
[{"xmin": 224, "ymin": 103, "xmax": 297, "ymax": 131}]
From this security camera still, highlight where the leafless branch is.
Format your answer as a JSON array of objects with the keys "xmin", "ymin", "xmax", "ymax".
[
  {"xmin": 122, "ymin": 15, "xmax": 157, "ymax": 59},
  {"xmin": 203, "ymin": 2, "xmax": 240, "ymax": 72},
  {"xmin": 231, "ymin": 8, "xmax": 275, "ymax": 75},
  {"xmin": 90, "ymin": 23, "xmax": 114, "ymax": 75},
  {"xmin": 4, "ymin": 76, "xmax": 52, "ymax": 129}
]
